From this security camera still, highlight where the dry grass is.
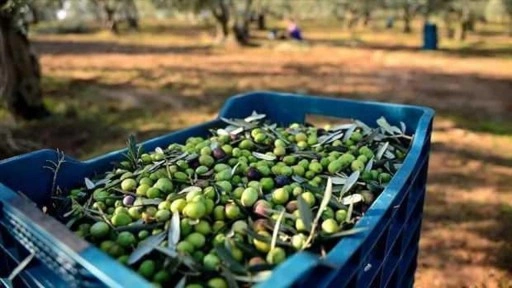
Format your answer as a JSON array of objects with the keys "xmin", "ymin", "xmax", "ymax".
[{"xmin": 2, "ymin": 19, "xmax": 512, "ymax": 286}]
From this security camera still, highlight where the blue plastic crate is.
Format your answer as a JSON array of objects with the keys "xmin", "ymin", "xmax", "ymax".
[{"xmin": 0, "ymin": 91, "xmax": 434, "ymax": 288}]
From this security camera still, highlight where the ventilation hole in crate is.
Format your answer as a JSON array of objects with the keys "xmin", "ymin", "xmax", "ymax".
[
  {"xmin": 369, "ymin": 269, "xmax": 382, "ymax": 288},
  {"xmin": 396, "ymin": 199, "xmax": 408, "ymax": 224},
  {"xmin": 0, "ymin": 223, "xmax": 16, "ymax": 248},
  {"xmin": 0, "ymin": 251, "xmax": 10, "ymax": 277},
  {"xmin": 403, "ymin": 220, "xmax": 422, "ymax": 251},
  {"xmin": 373, "ymin": 234, "xmax": 387, "ymax": 261},
  {"xmin": 399, "ymin": 250, "xmax": 419, "ymax": 287},
  {"xmin": 387, "ymin": 266, "xmax": 399, "ymax": 287},
  {"xmin": 390, "ymin": 232, "xmax": 403, "ymax": 259},
  {"xmin": 347, "ymin": 274, "xmax": 357, "ymax": 288}
]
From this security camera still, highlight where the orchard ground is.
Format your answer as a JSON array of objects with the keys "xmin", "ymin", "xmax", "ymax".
[{"xmin": 4, "ymin": 20, "xmax": 512, "ymax": 287}]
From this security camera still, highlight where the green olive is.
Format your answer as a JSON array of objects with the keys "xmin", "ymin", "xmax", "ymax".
[
  {"xmin": 266, "ymin": 247, "xmax": 286, "ymax": 265},
  {"xmin": 203, "ymin": 253, "xmax": 221, "ymax": 271},
  {"xmin": 272, "ymin": 188, "xmax": 289, "ymax": 205},
  {"xmin": 183, "ymin": 202, "xmax": 207, "ymax": 219},
  {"xmin": 225, "ymin": 203, "xmax": 241, "ymax": 220},
  {"xmin": 321, "ymin": 218, "xmax": 339, "ymax": 234},
  {"xmin": 240, "ymin": 187, "xmax": 259, "ymax": 207}
]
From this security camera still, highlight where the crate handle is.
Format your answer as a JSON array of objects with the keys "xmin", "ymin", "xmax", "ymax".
[{"xmin": 0, "ymin": 253, "xmax": 35, "ymax": 287}]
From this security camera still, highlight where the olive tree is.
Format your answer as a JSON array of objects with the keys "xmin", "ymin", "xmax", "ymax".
[
  {"xmin": 158, "ymin": 0, "xmax": 254, "ymax": 44},
  {"xmin": 0, "ymin": 0, "xmax": 49, "ymax": 120}
]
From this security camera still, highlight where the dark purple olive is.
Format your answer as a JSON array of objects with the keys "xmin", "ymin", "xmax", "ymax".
[
  {"xmin": 247, "ymin": 167, "xmax": 262, "ymax": 181},
  {"xmin": 274, "ymin": 175, "xmax": 290, "ymax": 187},
  {"xmin": 123, "ymin": 195, "xmax": 135, "ymax": 206},
  {"xmin": 188, "ymin": 159, "xmax": 200, "ymax": 169},
  {"xmin": 230, "ymin": 134, "xmax": 240, "ymax": 141},
  {"xmin": 317, "ymin": 128, "xmax": 327, "ymax": 136},
  {"xmin": 213, "ymin": 148, "xmax": 226, "ymax": 160}
]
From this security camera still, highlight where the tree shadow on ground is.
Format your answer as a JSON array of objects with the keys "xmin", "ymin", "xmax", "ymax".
[
  {"xmin": 307, "ymin": 37, "xmax": 512, "ymax": 59},
  {"xmin": 33, "ymin": 39, "xmax": 213, "ymax": 55}
]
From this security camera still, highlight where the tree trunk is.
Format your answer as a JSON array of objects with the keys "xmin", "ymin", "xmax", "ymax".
[
  {"xmin": 403, "ymin": 5, "xmax": 412, "ymax": 33},
  {"xmin": 346, "ymin": 9, "xmax": 358, "ymax": 29},
  {"xmin": 211, "ymin": 0, "xmax": 252, "ymax": 46},
  {"xmin": 257, "ymin": 13, "xmax": 266, "ymax": 30},
  {"xmin": 0, "ymin": 16, "xmax": 49, "ymax": 120},
  {"xmin": 215, "ymin": 19, "xmax": 230, "ymax": 42},
  {"xmin": 456, "ymin": 21, "xmax": 467, "ymax": 41},
  {"xmin": 124, "ymin": 0, "xmax": 139, "ymax": 31},
  {"xmin": 211, "ymin": 1, "xmax": 231, "ymax": 43},
  {"xmin": 362, "ymin": 11, "xmax": 371, "ymax": 27},
  {"xmin": 105, "ymin": 6, "xmax": 119, "ymax": 34}
]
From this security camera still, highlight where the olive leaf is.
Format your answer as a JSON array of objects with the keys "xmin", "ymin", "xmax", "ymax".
[
  {"xmin": 65, "ymin": 216, "xmax": 79, "ymax": 228},
  {"xmin": 342, "ymin": 194, "xmax": 363, "ymax": 205},
  {"xmin": 326, "ymin": 132, "xmax": 345, "ymax": 144},
  {"xmin": 270, "ymin": 210, "xmax": 285, "ymax": 250},
  {"xmin": 303, "ymin": 177, "xmax": 333, "ymax": 249},
  {"xmin": 384, "ymin": 150, "xmax": 395, "ymax": 160},
  {"xmin": 342, "ymin": 124, "xmax": 356, "ymax": 141},
  {"xmin": 220, "ymin": 117, "xmax": 254, "ymax": 129},
  {"xmin": 330, "ymin": 176, "xmax": 346, "ymax": 185},
  {"xmin": 346, "ymin": 201, "xmax": 354, "ymax": 224},
  {"xmin": 231, "ymin": 127, "xmax": 245, "ymax": 135},
  {"xmin": 217, "ymin": 128, "xmax": 229, "ymax": 136},
  {"xmin": 139, "ymin": 199, "xmax": 163, "ymax": 206},
  {"xmin": 232, "ymin": 271, "xmax": 272, "ymax": 283},
  {"xmin": 400, "ymin": 121, "xmax": 406, "ymax": 134},
  {"xmin": 175, "ymin": 276, "xmax": 187, "ymax": 288},
  {"xmin": 155, "ymin": 246, "xmax": 178, "ymax": 258},
  {"xmin": 252, "ymin": 152, "xmax": 276, "ymax": 161},
  {"xmin": 376, "ymin": 117, "xmax": 396, "ymax": 135},
  {"xmin": 178, "ymin": 186, "xmax": 202, "ymax": 195},
  {"xmin": 124, "ymin": 134, "xmax": 142, "ymax": 169},
  {"xmin": 297, "ymin": 196, "xmax": 313, "ymax": 231},
  {"xmin": 127, "ymin": 232, "xmax": 166, "ymax": 265},
  {"xmin": 364, "ymin": 158, "xmax": 374, "ymax": 172},
  {"xmin": 322, "ymin": 227, "xmax": 367, "ymax": 239},
  {"xmin": 330, "ymin": 123, "xmax": 355, "ymax": 131},
  {"xmin": 215, "ymin": 246, "xmax": 247, "ymax": 274},
  {"xmin": 314, "ymin": 131, "xmax": 342, "ymax": 147},
  {"xmin": 221, "ymin": 265, "xmax": 240, "ymax": 288},
  {"xmin": 244, "ymin": 111, "xmax": 266, "ymax": 122},
  {"xmin": 155, "ymin": 147, "xmax": 164, "ymax": 154},
  {"xmin": 231, "ymin": 162, "xmax": 241, "ymax": 177},
  {"xmin": 354, "ymin": 120, "xmax": 372, "ymax": 134},
  {"xmin": 233, "ymin": 240, "xmax": 259, "ymax": 257},
  {"xmin": 291, "ymin": 175, "xmax": 306, "ymax": 184},
  {"xmin": 84, "ymin": 178, "xmax": 95, "ymax": 190},
  {"xmin": 168, "ymin": 211, "xmax": 180, "ymax": 249},
  {"xmin": 340, "ymin": 171, "xmax": 360, "ymax": 199},
  {"xmin": 375, "ymin": 142, "xmax": 389, "ymax": 161}
]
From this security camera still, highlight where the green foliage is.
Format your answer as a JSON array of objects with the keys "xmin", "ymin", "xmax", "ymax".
[{"xmin": 485, "ymin": 0, "xmax": 511, "ymax": 22}]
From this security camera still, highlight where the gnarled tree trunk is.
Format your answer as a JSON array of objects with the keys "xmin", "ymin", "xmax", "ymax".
[
  {"xmin": 0, "ymin": 15, "xmax": 49, "ymax": 120},
  {"xmin": 403, "ymin": 5, "xmax": 412, "ymax": 33},
  {"xmin": 210, "ymin": 0, "xmax": 253, "ymax": 45}
]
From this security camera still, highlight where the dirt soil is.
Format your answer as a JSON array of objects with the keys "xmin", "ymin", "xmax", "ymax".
[{"xmin": 9, "ymin": 24, "xmax": 512, "ymax": 287}]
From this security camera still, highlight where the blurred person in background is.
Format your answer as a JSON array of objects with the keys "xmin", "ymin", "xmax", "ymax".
[{"xmin": 286, "ymin": 17, "xmax": 303, "ymax": 41}]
